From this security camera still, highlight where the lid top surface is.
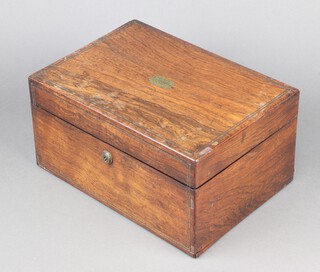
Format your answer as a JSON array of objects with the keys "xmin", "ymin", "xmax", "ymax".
[{"xmin": 31, "ymin": 20, "xmax": 291, "ymax": 159}]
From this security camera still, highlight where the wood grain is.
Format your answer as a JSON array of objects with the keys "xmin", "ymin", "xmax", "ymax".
[
  {"xmin": 195, "ymin": 89, "xmax": 299, "ymax": 187},
  {"xmin": 33, "ymin": 107, "xmax": 195, "ymax": 255},
  {"xmin": 29, "ymin": 20, "xmax": 300, "ymax": 257},
  {"xmin": 31, "ymin": 106, "xmax": 297, "ymax": 257},
  {"xmin": 29, "ymin": 20, "xmax": 299, "ymax": 187},
  {"xmin": 194, "ymin": 118, "xmax": 297, "ymax": 256},
  {"xmin": 30, "ymin": 83, "xmax": 193, "ymax": 185}
]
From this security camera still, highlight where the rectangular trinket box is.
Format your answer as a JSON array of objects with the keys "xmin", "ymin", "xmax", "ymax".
[{"xmin": 29, "ymin": 20, "xmax": 299, "ymax": 257}]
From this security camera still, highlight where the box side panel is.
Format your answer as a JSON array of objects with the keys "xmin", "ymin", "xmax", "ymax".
[
  {"xmin": 33, "ymin": 107, "xmax": 192, "ymax": 254},
  {"xmin": 195, "ymin": 118, "xmax": 297, "ymax": 256},
  {"xmin": 195, "ymin": 89, "xmax": 299, "ymax": 188},
  {"xmin": 30, "ymin": 82, "xmax": 194, "ymax": 186}
]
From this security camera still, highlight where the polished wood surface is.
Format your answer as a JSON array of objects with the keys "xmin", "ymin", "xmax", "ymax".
[
  {"xmin": 33, "ymin": 107, "xmax": 195, "ymax": 255},
  {"xmin": 195, "ymin": 118, "xmax": 297, "ymax": 256},
  {"xmin": 196, "ymin": 89, "xmax": 299, "ymax": 186},
  {"xmin": 30, "ymin": 83, "xmax": 192, "ymax": 185},
  {"xmin": 29, "ymin": 20, "xmax": 300, "ymax": 257},
  {"xmin": 31, "ymin": 105, "xmax": 297, "ymax": 257},
  {"xmin": 29, "ymin": 20, "xmax": 299, "ymax": 187}
]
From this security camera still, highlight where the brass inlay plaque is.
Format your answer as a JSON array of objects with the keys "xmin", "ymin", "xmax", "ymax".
[{"xmin": 149, "ymin": 76, "xmax": 175, "ymax": 89}]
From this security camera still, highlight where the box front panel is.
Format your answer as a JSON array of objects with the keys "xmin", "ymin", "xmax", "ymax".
[{"xmin": 32, "ymin": 107, "xmax": 193, "ymax": 253}]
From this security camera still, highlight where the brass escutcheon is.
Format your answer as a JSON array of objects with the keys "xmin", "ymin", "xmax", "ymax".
[{"xmin": 101, "ymin": 150, "xmax": 113, "ymax": 165}]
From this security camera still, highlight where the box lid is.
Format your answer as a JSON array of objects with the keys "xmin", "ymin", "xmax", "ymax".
[{"xmin": 29, "ymin": 20, "xmax": 299, "ymax": 189}]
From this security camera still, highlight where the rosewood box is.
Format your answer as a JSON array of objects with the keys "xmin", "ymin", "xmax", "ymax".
[{"xmin": 29, "ymin": 20, "xmax": 299, "ymax": 257}]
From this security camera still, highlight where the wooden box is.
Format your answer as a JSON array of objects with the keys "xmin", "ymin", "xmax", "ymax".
[{"xmin": 29, "ymin": 20, "xmax": 299, "ymax": 257}]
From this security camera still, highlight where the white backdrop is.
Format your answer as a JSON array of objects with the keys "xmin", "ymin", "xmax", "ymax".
[{"xmin": 1, "ymin": 1, "xmax": 319, "ymax": 271}]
